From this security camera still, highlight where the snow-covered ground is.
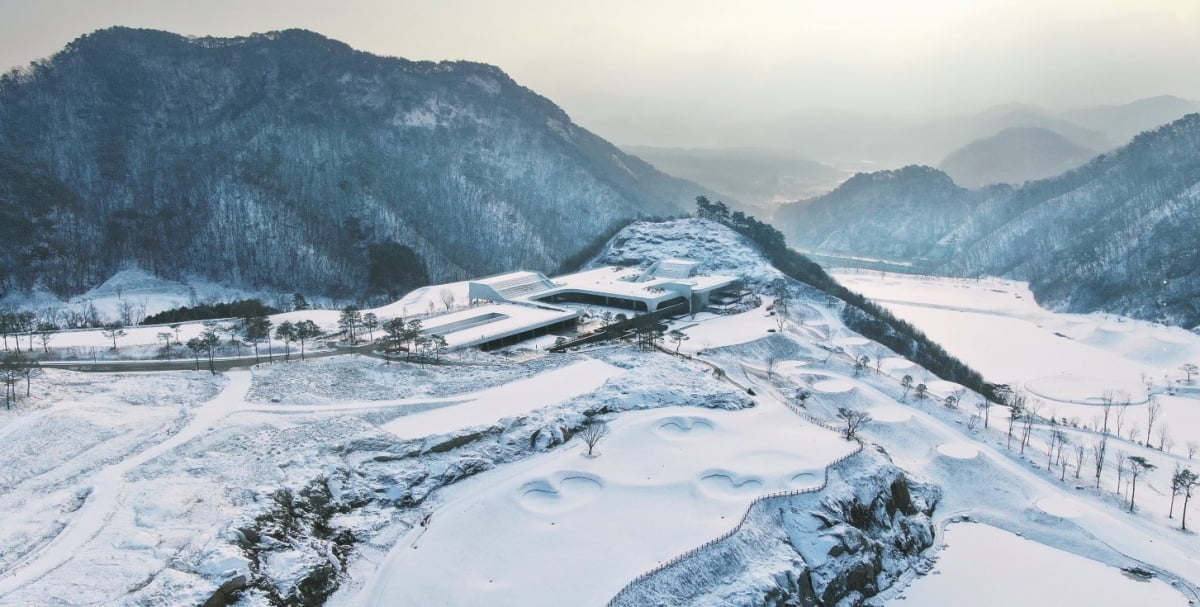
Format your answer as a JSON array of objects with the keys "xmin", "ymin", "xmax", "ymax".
[
  {"xmin": 4, "ymin": 221, "xmax": 1200, "ymax": 606},
  {"xmin": 896, "ymin": 523, "xmax": 1188, "ymax": 606},
  {"xmin": 830, "ymin": 269, "xmax": 1200, "ymax": 605},
  {"xmin": 361, "ymin": 401, "xmax": 854, "ymax": 606}
]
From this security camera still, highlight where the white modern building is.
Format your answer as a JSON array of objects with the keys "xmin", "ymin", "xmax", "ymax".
[
  {"xmin": 469, "ymin": 259, "xmax": 741, "ymax": 314},
  {"xmin": 425, "ymin": 259, "xmax": 740, "ymax": 351}
]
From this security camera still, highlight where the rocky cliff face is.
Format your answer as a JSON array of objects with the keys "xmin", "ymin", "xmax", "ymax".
[
  {"xmin": 610, "ymin": 447, "xmax": 938, "ymax": 607},
  {"xmin": 0, "ymin": 27, "xmax": 702, "ymax": 301}
]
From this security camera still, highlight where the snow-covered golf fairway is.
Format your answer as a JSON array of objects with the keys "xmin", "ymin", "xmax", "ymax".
[{"xmin": 362, "ymin": 401, "xmax": 857, "ymax": 607}]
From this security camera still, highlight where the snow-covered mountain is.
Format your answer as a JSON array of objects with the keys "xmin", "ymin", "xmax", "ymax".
[
  {"xmin": 778, "ymin": 113, "xmax": 1200, "ymax": 327},
  {"xmin": 0, "ymin": 27, "xmax": 704, "ymax": 303}
]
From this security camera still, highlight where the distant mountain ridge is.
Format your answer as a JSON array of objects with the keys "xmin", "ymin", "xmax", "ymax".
[
  {"xmin": 778, "ymin": 113, "xmax": 1200, "ymax": 327},
  {"xmin": 777, "ymin": 165, "xmax": 978, "ymax": 261},
  {"xmin": 938, "ymin": 127, "xmax": 1098, "ymax": 188},
  {"xmin": 620, "ymin": 146, "xmax": 847, "ymax": 213},
  {"xmin": 0, "ymin": 27, "xmax": 703, "ymax": 302}
]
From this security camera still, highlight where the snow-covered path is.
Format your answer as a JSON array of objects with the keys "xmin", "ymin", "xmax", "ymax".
[
  {"xmin": 0, "ymin": 372, "xmax": 249, "ymax": 598},
  {"xmin": 382, "ymin": 359, "xmax": 626, "ymax": 440}
]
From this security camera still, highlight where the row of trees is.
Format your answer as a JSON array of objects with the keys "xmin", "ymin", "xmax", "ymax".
[
  {"xmin": 1, "ymin": 353, "xmax": 39, "ymax": 409},
  {"xmin": 981, "ymin": 386, "xmax": 1196, "ymax": 524},
  {"xmin": 0, "ymin": 310, "xmax": 60, "ymax": 354},
  {"xmin": 380, "ymin": 316, "xmax": 448, "ymax": 363}
]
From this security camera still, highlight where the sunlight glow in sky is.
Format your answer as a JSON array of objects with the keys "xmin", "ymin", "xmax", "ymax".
[{"xmin": 2, "ymin": 0, "xmax": 1197, "ymax": 146}]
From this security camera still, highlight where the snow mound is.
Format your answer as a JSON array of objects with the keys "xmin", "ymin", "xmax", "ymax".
[
  {"xmin": 517, "ymin": 473, "xmax": 604, "ymax": 513},
  {"xmin": 788, "ymin": 472, "xmax": 822, "ymax": 490},
  {"xmin": 935, "ymin": 442, "xmax": 979, "ymax": 459},
  {"xmin": 87, "ymin": 267, "xmax": 186, "ymax": 297},
  {"xmin": 654, "ymin": 416, "xmax": 716, "ymax": 440},
  {"xmin": 833, "ymin": 336, "xmax": 870, "ymax": 347},
  {"xmin": 775, "ymin": 360, "xmax": 809, "ymax": 374},
  {"xmin": 1024, "ymin": 376, "xmax": 1147, "ymax": 405},
  {"xmin": 1035, "ymin": 497, "xmax": 1083, "ymax": 519},
  {"xmin": 1097, "ymin": 321, "xmax": 1134, "ymax": 334},
  {"xmin": 870, "ymin": 406, "xmax": 913, "ymax": 423},
  {"xmin": 812, "ymin": 379, "xmax": 855, "ymax": 394},
  {"xmin": 698, "ymin": 471, "xmax": 764, "ymax": 498},
  {"xmin": 879, "ymin": 357, "xmax": 916, "ymax": 371},
  {"xmin": 926, "ymin": 380, "xmax": 965, "ymax": 396}
]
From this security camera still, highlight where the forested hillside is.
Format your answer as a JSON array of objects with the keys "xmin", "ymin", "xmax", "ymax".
[
  {"xmin": 0, "ymin": 27, "xmax": 700, "ymax": 302},
  {"xmin": 776, "ymin": 165, "xmax": 981, "ymax": 261},
  {"xmin": 778, "ymin": 114, "xmax": 1200, "ymax": 327},
  {"xmin": 938, "ymin": 127, "xmax": 1097, "ymax": 188}
]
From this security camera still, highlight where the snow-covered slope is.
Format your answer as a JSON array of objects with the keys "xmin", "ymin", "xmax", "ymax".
[{"xmin": 3, "ymin": 218, "xmax": 1199, "ymax": 607}]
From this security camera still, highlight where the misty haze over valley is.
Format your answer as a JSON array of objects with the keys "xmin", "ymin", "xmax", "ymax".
[{"xmin": 2, "ymin": 3, "xmax": 1200, "ymax": 606}]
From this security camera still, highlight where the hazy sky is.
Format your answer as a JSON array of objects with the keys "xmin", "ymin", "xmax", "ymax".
[{"xmin": 2, "ymin": 0, "xmax": 1198, "ymax": 147}]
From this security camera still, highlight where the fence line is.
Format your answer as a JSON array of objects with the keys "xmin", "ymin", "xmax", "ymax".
[{"xmin": 605, "ymin": 408, "xmax": 863, "ymax": 605}]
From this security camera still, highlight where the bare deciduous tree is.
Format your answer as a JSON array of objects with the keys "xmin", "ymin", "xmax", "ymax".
[
  {"xmin": 157, "ymin": 331, "xmax": 173, "ymax": 361},
  {"xmin": 837, "ymin": 407, "xmax": 871, "ymax": 441},
  {"xmin": 1115, "ymin": 450, "xmax": 1129, "ymax": 495},
  {"xmin": 1092, "ymin": 437, "xmax": 1107, "ymax": 489},
  {"xmin": 767, "ymin": 354, "xmax": 780, "ymax": 379},
  {"xmin": 1113, "ymin": 397, "xmax": 1127, "ymax": 438},
  {"xmin": 1146, "ymin": 398, "xmax": 1162, "ymax": 446},
  {"xmin": 579, "ymin": 421, "xmax": 610, "ymax": 456},
  {"xmin": 1074, "ymin": 443, "xmax": 1087, "ymax": 479},
  {"xmin": 976, "ymin": 399, "xmax": 991, "ymax": 429},
  {"xmin": 1020, "ymin": 398, "xmax": 1042, "ymax": 453},
  {"xmin": 1100, "ymin": 390, "xmax": 1114, "ymax": 435},
  {"xmin": 1158, "ymin": 422, "xmax": 1173, "ymax": 452}
]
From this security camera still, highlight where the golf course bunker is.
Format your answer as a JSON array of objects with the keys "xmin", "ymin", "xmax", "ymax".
[
  {"xmin": 788, "ymin": 472, "xmax": 822, "ymax": 490},
  {"xmin": 776, "ymin": 360, "xmax": 809, "ymax": 375},
  {"xmin": 812, "ymin": 379, "xmax": 855, "ymax": 394},
  {"xmin": 880, "ymin": 357, "xmax": 916, "ymax": 372},
  {"xmin": 654, "ymin": 416, "xmax": 716, "ymax": 440},
  {"xmin": 1025, "ymin": 376, "xmax": 1147, "ymax": 405},
  {"xmin": 834, "ymin": 336, "xmax": 870, "ymax": 347},
  {"xmin": 699, "ymin": 470, "xmax": 764, "ymax": 499},
  {"xmin": 936, "ymin": 442, "xmax": 980, "ymax": 459},
  {"xmin": 517, "ymin": 472, "xmax": 604, "ymax": 513},
  {"xmin": 1035, "ymin": 497, "xmax": 1084, "ymax": 519},
  {"xmin": 870, "ymin": 405, "xmax": 913, "ymax": 423}
]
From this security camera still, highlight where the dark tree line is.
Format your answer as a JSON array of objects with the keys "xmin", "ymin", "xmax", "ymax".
[{"xmin": 142, "ymin": 299, "xmax": 280, "ymax": 325}]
